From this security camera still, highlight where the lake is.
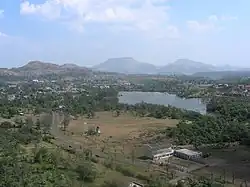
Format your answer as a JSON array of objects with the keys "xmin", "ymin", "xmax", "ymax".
[{"xmin": 118, "ymin": 91, "xmax": 207, "ymax": 114}]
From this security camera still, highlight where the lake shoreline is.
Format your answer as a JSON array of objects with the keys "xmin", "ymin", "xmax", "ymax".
[{"xmin": 118, "ymin": 91, "xmax": 207, "ymax": 114}]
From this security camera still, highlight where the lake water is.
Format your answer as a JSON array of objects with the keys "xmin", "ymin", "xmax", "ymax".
[{"xmin": 118, "ymin": 91, "xmax": 207, "ymax": 114}]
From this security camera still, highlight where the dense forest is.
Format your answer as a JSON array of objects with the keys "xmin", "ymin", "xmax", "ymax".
[{"xmin": 165, "ymin": 96, "xmax": 250, "ymax": 147}]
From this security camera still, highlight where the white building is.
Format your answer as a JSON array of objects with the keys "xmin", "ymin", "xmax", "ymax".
[
  {"xmin": 128, "ymin": 182, "xmax": 144, "ymax": 187},
  {"xmin": 141, "ymin": 144, "xmax": 174, "ymax": 161},
  {"xmin": 152, "ymin": 148, "xmax": 174, "ymax": 163},
  {"xmin": 174, "ymin": 149, "xmax": 202, "ymax": 160}
]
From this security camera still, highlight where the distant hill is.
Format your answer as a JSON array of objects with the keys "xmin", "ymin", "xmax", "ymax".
[
  {"xmin": 0, "ymin": 61, "xmax": 91, "ymax": 77},
  {"xmin": 0, "ymin": 68, "xmax": 19, "ymax": 76},
  {"xmin": 17, "ymin": 61, "xmax": 60, "ymax": 71},
  {"xmin": 60, "ymin": 63, "xmax": 81, "ymax": 69},
  {"xmin": 93, "ymin": 58, "xmax": 222, "ymax": 75},
  {"xmin": 1, "ymin": 59, "xmax": 249, "ymax": 79},
  {"xmin": 92, "ymin": 57, "xmax": 157, "ymax": 74},
  {"xmin": 93, "ymin": 58, "xmax": 248, "ymax": 75},
  {"xmin": 158, "ymin": 59, "xmax": 216, "ymax": 75}
]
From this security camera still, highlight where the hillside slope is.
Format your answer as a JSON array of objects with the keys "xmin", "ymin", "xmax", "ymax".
[{"xmin": 93, "ymin": 57, "xmax": 157, "ymax": 74}]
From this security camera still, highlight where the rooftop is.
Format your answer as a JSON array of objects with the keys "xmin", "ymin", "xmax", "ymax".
[
  {"xmin": 129, "ymin": 182, "xmax": 144, "ymax": 187},
  {"xmin": 154, "ymin": 148, "xmax": 174, "ymax": 155},
  {"xmin": 175, "ymin": 149, "xmax": 201, "ymax": 156}
]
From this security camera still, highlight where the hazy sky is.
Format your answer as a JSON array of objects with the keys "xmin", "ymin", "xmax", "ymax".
[{"xmin": 0, "ymin": 0, "xmax": 249, "ymax": 68}]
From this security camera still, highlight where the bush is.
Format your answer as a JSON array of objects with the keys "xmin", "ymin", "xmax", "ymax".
[
  {"xmin": 101, "ymin": 180, "xmax": 125, "ymax": 187},
  {"xmin": 136, "ymin": 173, "xmax": 149, "ymax": 181},
  {"xmin": 0, "ymin": 121, "xmax": 13, "ymax": 128},
  {"xmin": 75, "ymin": 162, "xmax": 97, "ymax": 182},
  {"xmin": 115, "ymin": 164, "xmax": 135, "ymax": 177},
  {"xmin": 103, "ymin": 160, "xmax": 113, "ymax": 169},
  {"xmin": 90, "ymin": 156, "xmax": 99, "ymax": 163},
  {"xmin": 86, "ymin": 126, "xmax": 97, "ymax": 136}
]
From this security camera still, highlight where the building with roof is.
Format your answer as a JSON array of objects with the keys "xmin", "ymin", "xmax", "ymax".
[
  {"xmin": 128, "ymin": 182, "xmax": 144, "ymax": 187},
  {"xmin": 140, "ymin": 144, "xmax": 174, "ymax": 162},
  {"xmin": 174, "ymin": 149, "xmax": 202, "ymax": 160},
  {"xmin": 152, "ymin": 147, "xmax": 174, "ymax": 162}
]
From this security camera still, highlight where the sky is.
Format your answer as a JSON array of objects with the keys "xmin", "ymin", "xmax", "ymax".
[{"xmin": 0, "ymin": 0, "xmax": 249, "ymax": 68}]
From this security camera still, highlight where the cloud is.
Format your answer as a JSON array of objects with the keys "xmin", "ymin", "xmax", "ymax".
[
  {"xmin": 0, "ymin": 10, "xmax": 6, "ymax": 37},
  {"xmin": 0, "ymin": 32, "xmax": 7, "ymax": 37},
  {"xmin": 0, "ymin": 9, "xmax": 4, "ymax": 18},
  {"xmin": 20, "ymin": 0, "xmax": 179, "ymax": 38},
  {"xmin": 187, "ymin": 15, "xmax": 237, "ymax": 33},
  {"xmin": 221, "ymin": 15, "xmax": 238, "ymax": 21}
]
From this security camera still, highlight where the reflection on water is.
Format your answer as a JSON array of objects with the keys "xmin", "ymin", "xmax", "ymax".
[{"xmin": 118, "ymin": 91, "xmax": 206, "ymax": 114}]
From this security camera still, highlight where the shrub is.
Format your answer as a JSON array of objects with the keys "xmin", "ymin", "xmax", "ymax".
[
  {"xmin": 75, "ymin": 162, "xmax": 97, "ymax": 182},
  {"xmin": 136, "ymin": 173, "xmax": 149, "ymax": 181},
  {"xmin": 86, "ymin": 126, "xmax": 97, "ymax": 136},
  {"xmin": 101, "ymin": 180, "xmax": 125, "ymax": 187},
  {"xmin": 103, "ymin": 160, "xmax": 113, "ymax": 169},
  {"xmin": 90, "ymin": 156, "xmax": 99, "ymax": 163},
  {"xmin": 0, "ymin": 121, "xmax": 13, "ymax": 128},
  {"xmin": 115, "ymin": 164, "xmax": 135, "ymax": 177}
]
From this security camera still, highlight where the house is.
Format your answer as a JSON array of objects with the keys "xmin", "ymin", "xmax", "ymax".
[
  {"xmin": 128, "ymin": 182, "xmax": 144, "ymax": 187},
  {"xmin": 245, "ymin": 85, "xmax": 250, "ymax": 91},
  {"xmin": 152, "ymin": 148, "xmax": 174, "ymax": 163},
  {"xmin": 8, "ymin": 94, "xmax": 16, "ymax": 101},
  {"xmin": 141, "ymin": 144, "xmax": 174, "ymax": 161},
  {"xmin": 8, "ymin": 84, "xmax": 17, "ymax": 88},
  {"xmin": 174, "ymin": 149, "xmax": 202, "ymax": 160}
]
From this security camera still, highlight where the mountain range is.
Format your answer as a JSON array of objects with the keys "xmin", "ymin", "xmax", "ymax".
[
  {"xmin": 0, "ymin": 58, "xmax": 248, "ymax": 77},
  {"xmin": 0, "ymin": 61, "xmax": 90, "ymax": 77},
  {"xmin": 93, "ymin": 57, "xmax": 244, "ymax": 75}
]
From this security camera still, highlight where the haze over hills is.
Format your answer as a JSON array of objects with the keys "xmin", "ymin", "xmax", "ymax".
[
  {"xmin": 0, "ymin": 58, "xmax": 249, "ymax": 77},
  {"xmin": 0, "ymin": 61, "xmax": 91, "ymax": 77},
  {"xmin": 17, "ymin": 61, "xmax": 85, "ymax": 71},
  {"xmin": 93, "ymin": 57, "xmax": 157, "ymax": 74},
  {"xmin": 159, "ymin": 59, "xmax": 216, "ymax": 75},
  {"xmin": 93, "ymin": 57, "xmax": 244, "ymax": 75}
]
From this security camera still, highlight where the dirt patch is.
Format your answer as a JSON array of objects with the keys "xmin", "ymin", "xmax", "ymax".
[{"xmin": 193, "ymin": 146, "xmax": 250, "ymax": 185}]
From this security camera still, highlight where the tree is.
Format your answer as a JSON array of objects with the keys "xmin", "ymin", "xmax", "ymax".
[
  {"xmin": 131, "ymin": 148, "xmax": 136, "ymax": 164},
  {"xmin": 87, "ymin": 110, "xmax": 95, "ymax": 119},
  {"xmin": 35, "ymin": 119, "xmax": 41, "ymax": 131},
  {"xmin": 62, "ymin": 113, "xmax": 70, "ymax": 131},
  {"xmin": 75, "ymin": 162, "xmax": 97, "ymax": 182},
  {"xmin": 114, "ymin": 110, "xmax": 120, "ymax": 117}
]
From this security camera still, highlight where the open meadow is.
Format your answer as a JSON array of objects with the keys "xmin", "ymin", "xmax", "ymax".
[
  {"xmin": 61, "ymin": 111, "xmax": 179, "ymax": 159},
  {"xmin": 68, "ymin": 111, "xmax": 178, "ymax": 140}
]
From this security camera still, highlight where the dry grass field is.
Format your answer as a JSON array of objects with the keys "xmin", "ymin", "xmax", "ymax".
[
  {"xmin": 68, "ymin": 111, "xmax": 178, "ymax": 141},
  {"xmin": 59, "ymin": 111, "xmax": 179, "ymax": 163}
]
